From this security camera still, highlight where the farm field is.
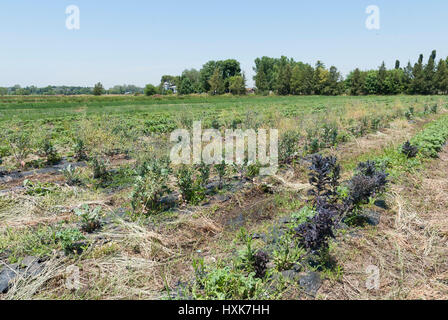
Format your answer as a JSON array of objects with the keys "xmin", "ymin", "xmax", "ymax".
[{"xmin": 1, "ymin": 94, "xmax": 448, "ymax": 299}]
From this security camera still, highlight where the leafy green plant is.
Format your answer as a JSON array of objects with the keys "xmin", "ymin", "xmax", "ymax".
[
  {"xmin": 405, "ymin": 107, "xmax": 414, "ymax": 120},
  {"xmin": 191, "ymin": 263, "xmax": 266, "ymax": 300},
  {"xmin": 321, "ymin": 122, "xmax": 339, "ymax": 147},
  {"xmin": 279, "ymin": 130, "xmax": 301, "ymax": 163},
  {"xmin": 411, "ymin": 115, "xmax": 448, "ymax": 158},
  {"xmin": 90, "ymin": 156, "xmax": 108, "ymax": 180},
  {"xmin": 74, "ymin": 204, "xmax": 103, "ymax": 233},
  {"xmin": 61, "ymin": 164, "xmax": 83, "ymax": 186},
  {"xmin": 55, "ymin": 228, "xmax": 86, "ymax": 255},
  {"xmin": 73, "ymin": 138, "xmax": 88, "ymax": 161},
  {"xmin": 214, "ymin": 161, "xmax": 227, "ymax": 188},
  {"xmin": 246, "ymin": 161, "xmax": 261, "ymax": 178},
  {"xmin": 39, "ymin": 140, "xmax": 60, "ymax": 165},
  {"xmin": 1, "ymin": 130, "xmax": 31, "ymax": 167},
  {"xmin": 273, "ymin": 245, "xmax": 305, "ymax": 272},
  {"xmin": 196, "ymin": 161, "xmax": 210, "ymax": 187},
  {"xmin": 23, "ymin": 179, "xmax": 58, "ymax": 196},
  {"xmin": 431, "ymin": 104, "xmax": 438, "ymax": 114},
  {"xmin": 131, "ymin": 165, "xmax": 170, "ymax": 214},
  {"xmin": 176, "ymin": 165, "xmax": 205, "ymax": 204}
]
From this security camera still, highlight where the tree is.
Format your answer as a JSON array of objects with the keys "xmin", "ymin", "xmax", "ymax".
[
  {"xmin": 364, "ymin": 71, "xmax": 380, "ymax": 94},
  {"xmin": 423, "ymin": 50, "xmax": 437, "ymax": 94},
  {"xmin": 253, "ymin": 56, "xmax": 277, "ymax": 92},
  {"xmin": 93, "ymin": 82, "xmax": 104, "ymax": 96},
  {"xmin": 200, "ymin": 59, "xmax": 242, "ymax": 93},
  {"xmin": 178, "ymin": 78, "xmax": 194, "ymax": 95},
  {"xmin": 395, "ymin": 60, "xmax": 401, "ymax": 69},
  {"xmin": 0, "ymin": 87, "xmax": 7, "ymax": 96},
  {"xmin": 228, "ymin": 75, "xmax": 246, "ymax": 95},
  {"xmin": 378, "ymin": 62, "xmax": 387, "ymax": 94},
  {"xmin": 403, "ymin": 61, "xmax": 413, "ymax": 93},
  {"xmin": 181, "ymin": 69, "xmax": 202, "ymax": 93},
  {"xmin": 384, "ymin": 69, "xmax": 404, "ymax": 94},
  {"xmin": 254, "ymin": 68, "xmax": 269, "ymax": 93},
  {"xmin": 144, "ymin": 84, "xmax": 158, "ymax": 96},
  {"xmin": 291, "ymin": 63, "xmax": 314, "ymax": 95},
  {"xmin": 208, "ymin": 69, "xmax": 225, "ymax": 95},
  {"xmin": 326, "ymin": 66, "xmax": 343, "ymax": 95},
  {"xmin": 410, "ymin": 54, "xmax": 424, "ymax": 94},
  {"xmin": 313, "ymin": 61, "xmax": 330, "ymax": 95},
  {"xmin": 347, "ymin": 68, "xmax": 364, "ymax": 95},
  {"xmin": 435, "ymin": 59, "xmax": 448, "ymax": 94},
  {"xmin": 276, "ymin": 57, "xmax": 292, "ymax": 95}
]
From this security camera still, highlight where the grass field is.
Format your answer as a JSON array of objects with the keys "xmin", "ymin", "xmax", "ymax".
[{"xmin": 1, "ymin": 94, "xmax": 448, "ymax": 300}]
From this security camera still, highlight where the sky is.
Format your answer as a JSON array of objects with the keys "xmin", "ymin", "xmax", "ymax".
[{"xmin": 1, "ymin": 0, "xmax": 448, "ymax": 88}]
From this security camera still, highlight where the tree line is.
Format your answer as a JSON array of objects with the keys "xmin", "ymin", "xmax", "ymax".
[
  {"xmin": 253, "ymin": 50, "xmax": 448, "ymax": 95},
  {"xmin": 2, "ymin": 50, "xmax": 448, "ymax": 96},
  {"xmin": 0, "ymin": 84, "xmax": 144, "ymax": 96}
]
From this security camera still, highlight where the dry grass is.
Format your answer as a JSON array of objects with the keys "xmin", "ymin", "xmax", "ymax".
[{"xmin": 318, "ymin": 146, "xmax": 448, "ymax": 300}]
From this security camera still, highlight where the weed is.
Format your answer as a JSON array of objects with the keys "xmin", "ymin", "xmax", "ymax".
[
  {"xmin": 74, "ymin": 204, "xmax": 103, "ymax": 233},
  {"xmin": 55, "ymin": 228, "xmax": 86, "ymax": 255}
]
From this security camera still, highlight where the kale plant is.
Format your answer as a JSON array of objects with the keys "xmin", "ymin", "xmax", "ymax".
[
  {"xmin": 345, "ymin": 161, "xmax": 388, "ymax": 210},
  {"xmin": 294, "ymin": 198, "xmax": 337, "ymax": 253},
  {"xmin": 253, "ymin": 250, "xmax": 269, "ymax": 278},
  {"xmin": 401, "ymin": 141, "xmax": 419, "ymax": 158},
  {"xmin": 308, "ymin": 155, "xmax": 341, "ymax": 201}
]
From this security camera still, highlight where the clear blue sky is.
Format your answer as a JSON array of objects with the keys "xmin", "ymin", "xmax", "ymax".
[{"xmin": 1, "ymin": 0, "xmax": 448, "ymax": 88}]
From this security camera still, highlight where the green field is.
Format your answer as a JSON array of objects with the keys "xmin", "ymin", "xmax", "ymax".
[{"xmin": 1, "ymin": 94, "xmax": 446, "ymax": 164}]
